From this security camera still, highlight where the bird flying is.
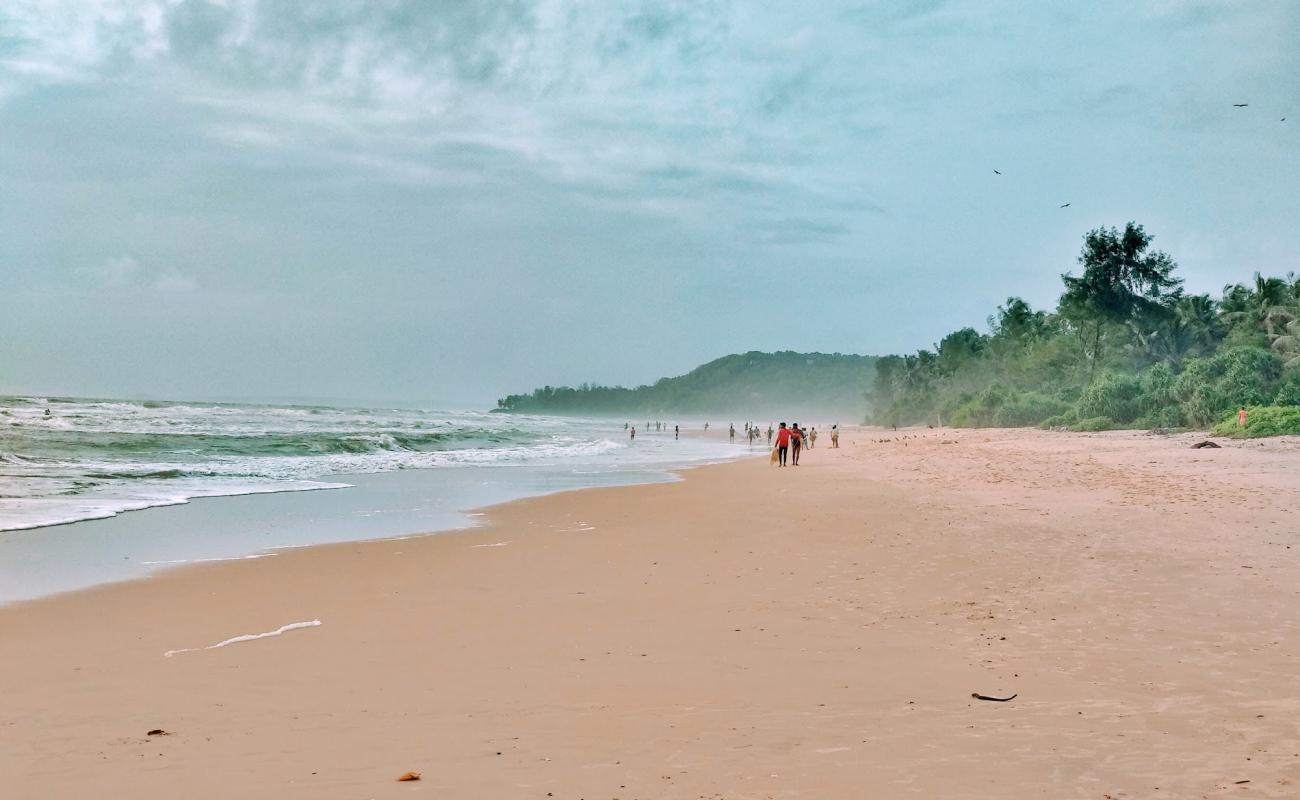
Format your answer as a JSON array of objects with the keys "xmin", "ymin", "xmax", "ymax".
[
  {"xmin": 1233, "ymin": 103, "xmax": 1249, "ymax": 107},
  {"xmin": 993, "ymin": 169, "xmax": 1002, "ymax": 175},
  {"xmin": 1059, "ymin": 202, "xmax": 1071, "ymax": 208}
]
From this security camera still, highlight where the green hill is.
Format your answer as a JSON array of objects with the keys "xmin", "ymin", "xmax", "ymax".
[{"xmin": 496, "ymin": 351, "xmax": 876, "ymax": 419}]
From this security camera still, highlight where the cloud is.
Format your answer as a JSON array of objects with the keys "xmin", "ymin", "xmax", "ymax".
[
  {"xmin": 74, "ymin": 255, "xmax": 196, "ymax": 292},
  {"xmin": 77, "ymin": 255, "xmax": 141, "ymax": 288},
  {"xmin": 0, "ymin": 2, "xmax": 818, "ymax": 211}
]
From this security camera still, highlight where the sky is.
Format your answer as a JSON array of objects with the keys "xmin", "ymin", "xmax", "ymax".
[{"xmin": 1, "ymin": 1, "xmax": 1297, "ymax": 408}]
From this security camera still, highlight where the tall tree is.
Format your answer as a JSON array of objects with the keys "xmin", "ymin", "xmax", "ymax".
[{"xmin": 1059, "ymin": 223, "xmax": 1182, "ymax": 380}]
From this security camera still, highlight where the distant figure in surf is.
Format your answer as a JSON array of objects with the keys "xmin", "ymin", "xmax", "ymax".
[
  {"xmin": 729, "ymin": 423, "xmax": 735, "ymax": 443},
  {"xmin": 630, "ymin": 426, "xmax": 636, "ymax": 441},
  {"xmin": 624, "ymin": 422, "xmax": 628, "ymax": 430},
  {"xmin": 704, "ymin": 422, "xmax": 709, "ymax": 431},
  {"xmin": 43, "ymin": 408, "xmax": 52, "ymax": 418},
  {"xmin": 674, "ymin": 425, "xmax": 679, "ymax": 440},
  {"xmin": 767, "ymin": 425, "xmax": 773, "ymax": 444}
]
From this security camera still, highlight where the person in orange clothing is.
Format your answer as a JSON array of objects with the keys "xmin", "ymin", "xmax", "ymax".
[{"xmin": 774, "ymin": 422, "xmax": 791, "ymax": 467}]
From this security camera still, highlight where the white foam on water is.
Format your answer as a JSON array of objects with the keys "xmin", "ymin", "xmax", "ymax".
[
  {"xmin": 141, "ymin": 553, "xmax": 277, "ymax": 566},
  {"xmin": 471, "ymin": 541, "xmax": 512, "ymax": 548},
  {"xmin": 164, "ymin": 619, "xmax": 322, "ymax": 657}
]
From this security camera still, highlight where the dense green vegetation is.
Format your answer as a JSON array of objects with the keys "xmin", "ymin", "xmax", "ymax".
[
  {"xmin": 497, "ymin": 351, "xmax": 876, "ymax": 418},
  {"xmin": 1212, "ymin": 406, "xmax": 1300, "ymax": 438},
  {"xmin": 870, "ymin": 222, "xmax": 1300, "ymax": 435}
]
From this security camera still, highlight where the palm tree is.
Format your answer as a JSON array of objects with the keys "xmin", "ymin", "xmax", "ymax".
[
  {"xmin": 1141, "ymin": 294, "xmax": 1223, "ymax": 367},
  {"xmin": 1269, "ymin": 317, "xmax": 1300, "ymax": 370},
  {"xmin": 1222, "ymin": 273, "xmax": 1294, "ymax": 337}
]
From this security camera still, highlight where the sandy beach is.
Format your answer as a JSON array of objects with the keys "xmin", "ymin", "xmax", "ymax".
[{"xmin": 3, "ymin": 427, "xmax": 1300, "ymax": 799}]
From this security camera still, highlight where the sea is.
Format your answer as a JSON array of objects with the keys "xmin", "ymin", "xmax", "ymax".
[{"xmin": 0, "ymin": 396, "xmax": 747, "ymax": 604}]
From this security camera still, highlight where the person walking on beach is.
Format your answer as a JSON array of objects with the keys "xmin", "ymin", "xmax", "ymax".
[
  {"xmin": 775, "ymin": 422, "xmax": 791, "ymax": 467},
  {"xmin": 809, "ymin": 427, "xmax": 818, "ymax": 449},
  {"xmin": 830, "ymin": 424, "xmax": 839, "ymax": 448},
  {"xmin": 790, "ymin": 423, "xmax": 803, "ymax": 466}
]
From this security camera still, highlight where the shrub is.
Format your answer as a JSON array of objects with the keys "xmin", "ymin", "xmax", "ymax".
[
  {"xmin": 1139, "ymin": 404, "xmax": 1185, "ymax": 430},
  {"xmin": 1275, "ymin": 372, "xmax": 1300, "ymax": 406},
  {"xmin": 948, "ymin": 384, "xmax": 1012, "ymax": 428},
  {"xmin": 993, "ymin": 392, "xmax": 1070, "ymax": 427},
  {"xmin": 1141, "ymin": 362, "xmax": 1176, "ymax": 409},
  {"xmin": 1077, "ymin": 373, "xmax": 1144, "ymax": 424},
  {"xmin": 1174, "ymin": 347, "xmax": 1282, "ymax": 427},
  {"xmin": 1211, "ymin": 405, "xmax": 1300, "ymax": 437},
  {"xmin": 1070, "ymin": 416, "xmax": 1115, "ymax": 432},
  {"xmin": 1041, "ymin": 410, "xmax": 1078, "ymax": 429}
]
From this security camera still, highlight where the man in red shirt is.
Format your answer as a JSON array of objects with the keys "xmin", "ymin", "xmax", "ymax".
[{"xmin": 774, "ymin": 422, "xmax": 791, "ymax": 467}]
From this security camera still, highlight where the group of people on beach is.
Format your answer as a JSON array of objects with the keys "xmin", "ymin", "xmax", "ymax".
[
  {"xmin": 625, "ymin": 421, "xmax": 680, "ymax": 440},
  {"xmin": 764, "ymin": 422, "xmax": 839, "ymax": 466},
  {"xmin": 623, "ymin": 420, "xmax": 841, "ymax": 458}
]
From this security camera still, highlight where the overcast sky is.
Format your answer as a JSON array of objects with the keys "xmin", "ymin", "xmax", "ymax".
[{"xmin": 2, "ymin": 1, "xmax": 1297, "ymax": 408}]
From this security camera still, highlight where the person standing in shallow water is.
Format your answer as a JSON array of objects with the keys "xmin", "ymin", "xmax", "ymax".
[
  {"xmin": 729, "ymin": 423, "xmax": 735, "ymax": 443},
  {"xmin": 674, "ymin": 424, "xmax": 679, "ymax": 440},
  {"xmin": 774, "ymin": 422, "xmax": 791, "ymax": 467},
  {"xmin": 630, "ymin": 426, "xmax": 636, "ymax": 441}
]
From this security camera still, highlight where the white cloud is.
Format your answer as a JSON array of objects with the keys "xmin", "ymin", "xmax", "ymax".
[
  {"xmin": 73, "ymin": 256, "xmax": 196, "ymax": 292},
  {"xmin": 77, "ymin": 255, "xmax": 141, "ymax": 288}
]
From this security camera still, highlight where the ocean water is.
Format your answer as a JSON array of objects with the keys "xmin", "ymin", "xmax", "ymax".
[{"xmin": 0, "ymin": 397, "xmax": 749, "ymax": 602}]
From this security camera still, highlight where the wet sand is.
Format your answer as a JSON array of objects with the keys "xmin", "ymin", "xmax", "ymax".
[{"xmin": 3, "ymin": 427, "xmax": 1299, "ymax": 798}]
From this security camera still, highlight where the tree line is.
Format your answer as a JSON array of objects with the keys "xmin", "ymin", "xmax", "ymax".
[
  {"xmin": 497, "ymin": 351, "xmax": 876, "ymax": 418},
  {"xmin": 869, "ymin": 222, "xmax": 1300, "ymax": 436}
]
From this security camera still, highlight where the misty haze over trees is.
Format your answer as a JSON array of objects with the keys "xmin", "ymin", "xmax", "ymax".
[
  {"xmin": 497, "ymin": 352, "xmax": 875, "ymax": 419},
  {"xmin": 870, "ymin": 222, "xmax": 1300, "ymax": 436}
]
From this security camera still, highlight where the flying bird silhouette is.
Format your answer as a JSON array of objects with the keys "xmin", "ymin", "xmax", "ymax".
[
  {"xmin": 1233, "ymin": 103, "xmax": 1248, "ymax": 107},
  {"xmin": 993, "ymin": 169, "xmax": 1002, "ymax": 175},
  {"xmin": 1059, "ymin": 203, "xmax": 1071, "ymax": 208}
]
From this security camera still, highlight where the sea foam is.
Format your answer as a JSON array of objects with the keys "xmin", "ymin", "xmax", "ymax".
[{"xmin": 163, "ymin": 620, "xmax": 322, "ymax": 657}]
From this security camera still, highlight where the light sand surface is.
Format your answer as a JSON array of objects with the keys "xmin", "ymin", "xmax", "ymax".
[{"xmin": 3, "ymin": 427, "xmax": 1300, "ymax": 799}]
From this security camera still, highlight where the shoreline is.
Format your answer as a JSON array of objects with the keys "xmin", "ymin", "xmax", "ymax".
[
  {"xmin": 4, "ymin": 427, "xmax": 1299, "ymax": 798},
  {"xmin": 0, "ymin": 432, "xmax": 758, "ymax": 606}
]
